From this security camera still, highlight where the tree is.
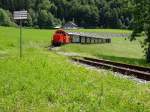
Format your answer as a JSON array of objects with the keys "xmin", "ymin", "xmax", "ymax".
[
  {"xmin": 37, "ymin": 9, "xmax": 60, "ymax": 28},
  {"xmin": 0, "ymin": 8, "xmax": 12, "ymax": 26},
  {"xmin": 38, "ymin": 10, "xmax": 50, "ymax": 28},
  {"xmin": 131, "ymin": 0, "xmax": 150, "ymax": 62},
  {"xmin": 76, "ymin": 5, "xmax": 99, "ymax": 28},
  {"xmin": 0, "ymin": 0, "xmax": 134, "ymax": 29}
]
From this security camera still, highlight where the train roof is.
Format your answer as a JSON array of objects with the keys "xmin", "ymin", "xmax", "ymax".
[
  {"xmin": 66, "ymin": 31, "xmax": 131, "ymax": 39},
  {"xmin": 66, "ymin": 31, "xmax": 110, "ymax": 39}
]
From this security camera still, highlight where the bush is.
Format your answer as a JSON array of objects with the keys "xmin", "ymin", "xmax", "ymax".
[{"xmin": 0, "ymin": 8, "xmax": 13, "ymax": 26}]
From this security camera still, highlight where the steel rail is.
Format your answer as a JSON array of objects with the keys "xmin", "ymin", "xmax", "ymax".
[
  {"xmin": 83, "ymin": 57, "xmax": 150, "ymax": 73},
  {"xmin": 72, "ymin": 57, "xmax": 150, "ymax": 81}
]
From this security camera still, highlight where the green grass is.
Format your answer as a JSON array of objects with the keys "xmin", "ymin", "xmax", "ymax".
[
  {"xmin": 0, "ymin": 26, "xmax": 55, "ymax": 56},
  {"xmin": 60, "ymin": 33, "xmax": 150, "ymax": 67},
  {"xmin": 0, "ymin": 26, "xmax": 150, "ymax": 112}
]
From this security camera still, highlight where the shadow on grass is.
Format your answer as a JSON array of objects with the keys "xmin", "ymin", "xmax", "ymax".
[{"xmin": 95, "ymin": 54, "xmax": 150, "ymax": 67}]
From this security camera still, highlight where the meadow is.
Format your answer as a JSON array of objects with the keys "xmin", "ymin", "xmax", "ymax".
[
  {"xmin": 60, "ymin": 31, "xmax": 150, "ymax": 67},
  {"xmin": 0, "ymin": 26, "xmax": 150, "ymax": 112}
]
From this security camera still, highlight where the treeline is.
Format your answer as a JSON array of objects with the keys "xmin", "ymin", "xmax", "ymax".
[{"xmin": 0, "ymin": 0, "xmax": 133, "ymax": 29}]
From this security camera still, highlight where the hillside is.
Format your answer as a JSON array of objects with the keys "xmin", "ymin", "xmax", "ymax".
[{"xmin": 0, "ymin": 0, "xmax": 133, "ymax": 29}]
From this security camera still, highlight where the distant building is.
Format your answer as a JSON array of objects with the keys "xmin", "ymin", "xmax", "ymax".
[{"xmin": 63, "ymin": 22, "xmax": 78, "ymax": 29}]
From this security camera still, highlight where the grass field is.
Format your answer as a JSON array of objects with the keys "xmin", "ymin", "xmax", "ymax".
[
  {"xmin": 60, "ymin": 33, "xmax": 150, "ymax": 67},
  {"xmin": 0, "ymin": 26, "xmax": 150, "ymax": 112}
]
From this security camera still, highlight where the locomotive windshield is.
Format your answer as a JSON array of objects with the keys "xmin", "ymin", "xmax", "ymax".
[{"xmin": 56, "ymin": 30, "xmax": 66, "ymax": 36}]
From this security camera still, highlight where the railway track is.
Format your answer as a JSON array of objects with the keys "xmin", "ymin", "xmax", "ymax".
[{"xmin": 72, "ymin": 57, "xmax": 150, "ymax": 81}]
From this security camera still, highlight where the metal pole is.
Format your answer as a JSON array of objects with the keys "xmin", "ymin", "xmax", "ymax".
[{"xmin": 20, "ymin": 20, "xmax": 22, "ymax": 58}]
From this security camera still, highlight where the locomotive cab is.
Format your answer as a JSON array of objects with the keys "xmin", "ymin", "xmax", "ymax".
[{"xmin": 52, "ymin": 29, "xmax": 71, "ymax": 46}]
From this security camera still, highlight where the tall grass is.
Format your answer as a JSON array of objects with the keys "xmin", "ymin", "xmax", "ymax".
[
  {"xmin": 0, "ymin": 26, "xmax": 150, "ymax": 112},
  {"xmin": 0, "ymin": 52, "xmax": 150, "ymax": 112}
]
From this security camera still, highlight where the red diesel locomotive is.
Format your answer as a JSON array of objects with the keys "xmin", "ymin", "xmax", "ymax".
[
  {"xmin": 52, "ymin": 29, "xmax": 71, "ymax": 46},
  {"xmin": 51, "ymin": 29, "xmax": 111, "ymax": 46}
]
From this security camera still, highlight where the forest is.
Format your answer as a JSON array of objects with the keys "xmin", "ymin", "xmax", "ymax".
[{"xmin": 0, "ymin": 0, "xmax": 133, "ymax": 29}]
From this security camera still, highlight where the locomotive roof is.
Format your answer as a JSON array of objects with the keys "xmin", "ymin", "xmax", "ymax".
[{"xmin": 56, "ymin": 29, "xmax": 65, "ymax": 32}]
